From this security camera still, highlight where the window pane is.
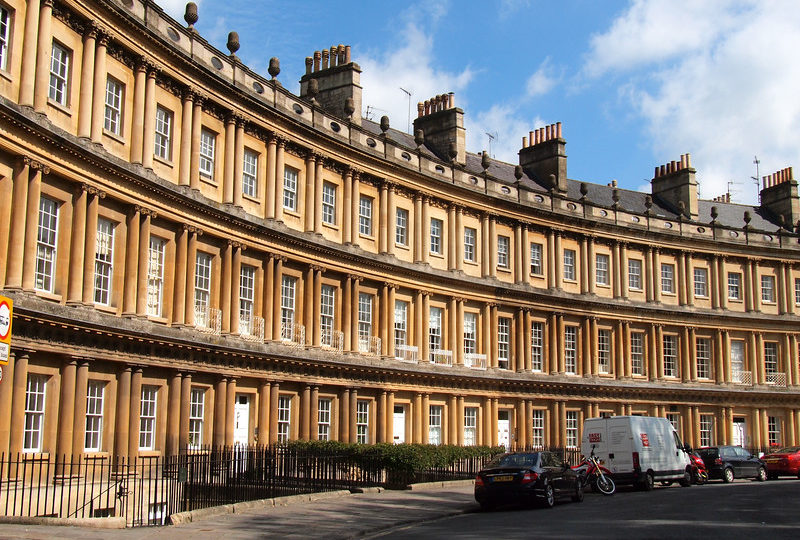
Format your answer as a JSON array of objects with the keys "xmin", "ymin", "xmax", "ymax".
[
  {"xmin": 35, "ymin": 197, "xmax": 59, "ymax": 292},
  {"xmin": 104, "ymin": 78, "xmax": 123, "ymax": 135},
  {"xmin": 94, "ymin": 218, "xmax": 114, "ymax": 305},
  {"xmin": 283, "ymin": 167, "xmax": 298, "ymax": 210},
  {"xmin": 242, "ymin": 149, "xmax": 258, "ymax": 197}
]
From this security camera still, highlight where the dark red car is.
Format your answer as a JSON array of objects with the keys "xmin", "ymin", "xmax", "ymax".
[{"xmin": 762, "ymin": 446, "xmax": 800, "ymax": 479}]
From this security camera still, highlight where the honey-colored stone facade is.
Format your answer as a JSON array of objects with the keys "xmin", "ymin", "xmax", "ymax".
[{"xmin": 0, "ymin": 0, "xmax": 798, "ymax": 461}]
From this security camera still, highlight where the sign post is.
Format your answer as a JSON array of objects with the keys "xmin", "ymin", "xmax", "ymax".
[{"xmin": 0, "ymin": 295, "xmax": 13, "ymax": 373}]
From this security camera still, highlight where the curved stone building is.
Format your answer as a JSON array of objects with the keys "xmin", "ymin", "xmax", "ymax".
[{"xmin": 0, "ymin": 0, "xmax": 798, "ymax": 461}]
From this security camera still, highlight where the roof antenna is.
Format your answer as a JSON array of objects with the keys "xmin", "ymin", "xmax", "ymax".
[
  {"xmin": 400, "ymin": 87, "xmax": 412, "ymax": 134},
  {"xmin": 485, "ymin": 132, "xmax": 497, "ymax": 158},
  {"xmin": 750, "ymin": 155, "xmax": 761, "ymax": 204}
]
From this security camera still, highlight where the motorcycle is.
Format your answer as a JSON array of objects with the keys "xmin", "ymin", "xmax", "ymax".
[
  {"xmin": 572, "ymin": 446, "xmax": 615, "ymax": 495},
  {"xmin": 689, "ymin": 451, "xmax": 708, "ymax": 485}
]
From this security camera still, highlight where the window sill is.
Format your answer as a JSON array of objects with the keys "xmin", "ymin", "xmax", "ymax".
[
  {"xmin": 103, "ymin": 129, "xmax": 126, "ymax": 145},
  {"xmin": 595, "ymin": 283, "xmax": 611, "ymax": 289},
  {"xmin": 83, "ymin": 452, "xmax": 110, "ymax": 460},
  {"xmin": 529, "ymin": 271, "xmax": 544, "ymax": 278},
  {"xmin": 463, "ymin": 259, "xmax": 478, "ymax": 266},
  {"xmin": 147, "ymin": 315, "xmax": 169, "ymax": 324},
  {"xmin": 199, "ymin": 174, "xmax": 217, "ymax": 187},
  {"xmin": 283, "ymin": 209, "xmax": 301, "ymax": 218},
  {"xmin": 22, "ymin": 452, "xmax": 50, "ymax": 462},
  {"xmin": 322, "ymin": 221, "xmax": 339, "ymax": 232},
  {"xmin": 48, "ymin": 99, "xmax": 72, "ymax": 116},
  {"xmin": 242, "ymin": 192, "xmax": 260, "ymax": 204},
  {"xmin": 138, "ymin": 450, "xmax": 161, "ymax": 458},
  {"xmin": 728, "ymin": 298, "xmax": 743, "ymax": 303},
  {"xmin": 94, "ymin": 303, "xmax": 118, "ymax": 315},
  {"xmin": 0, "ymin": 69, "xmax": 14, "ymax": 83},
  {"xmin": 153, "ymin": 155, "xmax": 174, "ymax": 168},
  {"xmin": 661, "ymin": 291, "xmax": 676, "ymax": 297},
  {"xmin": 430, "ymin": 251, "xmax": 444, "ymax": 259},
  {"xmin": 563, "ymin": 278, "xmax": 577, "ymax": 284},
  {"xmin": 394, "ymin": 242, "xmax": 410, "ymax": 251},
  {"xmin": 358, "ymin": 232, "xmax": 375, "ymax": 241},
  {"xmin": 35, "ymin": 290, "xmax": 63, "ymax": 303},
  {"xmin": 496, "ymin": 266, "xmax": 512, "ymax": 274}
]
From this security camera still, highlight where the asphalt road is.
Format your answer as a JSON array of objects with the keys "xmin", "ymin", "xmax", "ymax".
[{"xmin": 369, "ymin": 478, "xmax": 800, "ymax": 540}]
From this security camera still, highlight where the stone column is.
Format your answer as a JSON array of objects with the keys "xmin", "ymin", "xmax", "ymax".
[
  {"xmin": 554, "ymin": 232, "xmax": 563, "ymax": 290},
  {"xmin": 455, "ymin": 205, "xmax": 464, "ymax": 270},
  {"xmin": 421, "ymin": 197, "xmax": 430, "ymax": 265},
  {"xmin": 67, "ymin": 185, "xmax": 88, "ymax": 304},
  {"xmin": 135, "ymin": 211, "xmax": 151, "ymax": 316},
  {"xmin": 0, "ymin": 352, "xmax": 16, "ymax": 455},
  {"xmin": 620, "ymin": 242, "xmax": 629, "ymax": 299},
  {"xmin": 790, "ymin": 335, "xmax": 800, "ymax": 387},
  {"xmin": 272, "ymin": 256, "xmax": 284, "ymax": 339},
  {"xmin": 548, "ymin": 312, "xmax": 558, "ymax": 374},
  {"xmin": 190, "ymin": 96, "xmax": 204, "ymax": 189},
  {"xmin": 653, "ymin": 249, "xmax": 662, "ymax": 303},
  {"xmin": 141, "ymin": 68, "xmax": 157, "ymax": 169},
  {"xmin": 514, "ymin": 223, "xmax": 523, "ymax": 283},
  {"xmin": 623, "ymin": 322, "xmax": 632, "ymax": 378},
  {"xmin": 448, "ymin": 205, "xmax": 457, "ymax": 270},
  {"xmin": 379, "ymin": 182, "xmax": 389, "ymax": 253},
  {"xmin": 77, "ymin": 26, "xmax": 97, "ymax": 138},
  {"xmin": 274, "ymin": 138, "xmax": 286, "ymax": 221},
  {"xmin": 33, "ymin": 0, "xmax": 53, "ymax": 113},
  {"xmin": 722, "ymin": 330, "xmax": 732, "ymax": 383},
  {"xmin": 589, "ymin": 317, "xmax": 599, "ymax": 375},
  {"xmin": 718, "ymin": 257, "xmax": 728, "ymax": 310},
  {"xmin": 644, "ymin": 248, "xmax": 654, "ymax": 302},
  {"xmin": 225, "ymin": 379, "xmax": 236, "ymax": 445},
  {"xmin": 81, "ymin": 191, "xmax": 100, "ymax": 304},
  {"xmin": 516, "ymin": 399, "xmax": 526, "ymax": 449},
  {"xmin": 90, "ymin": 35, "xmax": 108, "ymax": 143},
  {"xmin": 350, "ymin": 171, "xmax": 360, "ymax": 242},
  {"xmin": 213, "ymin": 378, "xmax": 228, "ymax": 447},
  {"xmin": 179, "ymin": 372, "xmax": 192, "ymax": 449},
  {"xmin": 448, "ymin": 296, "xmax": 458, "ymax": 362},
  {"xmin": 300, "ymin": 385, "xmax": 311, "ymax": 441},
  {"xmin": 123, "ymin": 207, "xmax": 140, "ymax": 315},
  {"xmin": 18, "ymin": 0, "xmax": 41, "ymax": 107},
  {"xmin": 233, "ymin": 117, "xmax": 245, "ymax": 206},
  {"xmin": 656, "ymin": 325, "xmax": 665, "ymax": 380},
  {"xmin": 179, "ymin": 91, "xmax": 194, "ymax": 186},
  {"xmin": 264, "ymin": 134, "xmax": 277, "ymax": 218},
  {"xmin": 304, "ymin": 265, "xmax": 315, "ymax": 346},
  {"xmin": 5, "ymin": 159, "xmax": 31, "ymax": 289},
  {"xmin": 115, "ymin": 366, "xmax": 131, "ymax": 458},
  {"xmin": 8, "ymin": 353, "xmax": 30, "ymax": 457},
  {"xmin": 677, "ymin": 252, "xmax": 687, "ymax": 305},
  {"xmin": 581, "ymin": 317, "xmax": 592, "ymax": 376},
  {"xmin": 648, "ymin": 324, "xmax": 658, "ymax": 381},
  {"xmin": 130, "ymin": 61, "xmax": 147, "ymax": 163},
  {"xmin": 221, "ymin": 115, "xmax": 236, "ymax": 203},
  {"xmin": 268, "ymin": 382, "xmax": 280, "ymax": 444},
  {"xmin": 257, "ymin": 381, "xmax": 270, "ymax": 444},
  {"xmin": 173, "ymin": 226, "xmax": 189, "ymax": 325},
  {"xmin": 56, "ymin": 359, "xmax": 77, "ymax": 458},
  {"xmin": 413, "ymin": 393, "xmax": 423, "ymax": 443},
  {"xmin": 423, "ymin": 394, "xmax": 431, "ymax": 444},
  {"xmin": 128, "ymin": 367, "xmax": 142, "ymax": 458},
  {"xmin": 386, "ymin": 391, "xmax": 395, "ymax": 444},
  {"xmin": 342, "ymin": 168, "xmax": 353, "ymax": 243},
  {"xmin": 314, "ymin": 158, "xmax": 325, "ymax": 234},
  {"xmin": 377, "ymin": 391, "xmax": 387, "ymax": 443},
  {"xmin": 387, "ymin": 285, "xmax": 397, "ymax": 358},
  {"xmin": 421, "ymin": 293, "xmax": 431, "ymax": 362},
  {"xmin": 21, "ymin": 165, "xmax": 45, "ymax": 291},
  {"xmin": 488, "ymin": 215, "xmax": 497, "ymax": 278},
  {"xmin": 70, "ymin": 360, "xmax": 89, "ymax": 456},
  {"xmin": 166, "ymin": 372, "xmax": 181, "ymax": 456},
  {"xmin": 744, "ymin": 260, "xmax": 754, "ymax": 312},
  {"xmin": 523, "ymin": 310, "xmax": 532, "ymax": 371},
  {"xmin": 349, "ymin": 390, "xmax": 359, "ymax": 442},
  {"xmin": 304, "ymin": 152, "xmax": 316, "ymax": 232},
  {"xmin": 230, "ymin": 245, "xmax": 242, "ymax": 335},
  {"xmin": 310, "ymin": 386, "xmax": 319, "ymax": 441},
  {"xmin": 413, "ymin": 194, "xmax": 423, "ymax": 262},
  {"xmin": 339, "ymin": 388, "xmax": 350, "ymax": 443},
  {"xmin": 515, "ymin": 308, "xmax": 525, "ymax": 372},
  {"xmin": 220, "ymin": 241, "xmax": 232, "ymax": 333}
]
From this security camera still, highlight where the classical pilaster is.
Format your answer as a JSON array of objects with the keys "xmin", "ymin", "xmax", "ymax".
[
  {"xmin": 190, "ymin": 95, "xmax": 205, "ymax": 189},
  {"xmin": 304, "ymin": 152, "xmax": 316, "ymax": 232},
  {"xmin": 141, "ymin": 67, "xmax": 157, "ymax": 169},
  {"xmin": 128, "ymin": 367, "xmax": 143, "ymax": 458},
  {"xmin": 179, "ymin": 90, "xmax": 195, "ymax": 186},
  {"xmin": 33, "ymin": 0, "xmax": 53, "ymax": 113},
  {"xmin": 233, "ymin": 117, "xmax": 245, "ymax": 206},
  {"xmin": 5, "ymin": 159, "xmax": 31, "ymax": 289},
  {"xmin": 81, "ymin": 190, "xmax": 101, "ymax": 304},
  {"xmin": 223, "ymin": 115, "xmax": 236, "ymax": 204},
  {"xmin": 257, "ymin": 381, "xmax": 270, "ymax": 444},
  {"xmin": 213, "ymin": 377, "xmax": 228, "ymax": 446},
  {"xmin": 90, "ymin": 34, "xmax": 109, "ymax": 143},
  {"xmin": 18, "ymin": 0, "xmax": 41, "ymax": 107},
  {"xmin": 173, "ymin": 226, "xmax": 189, "ymax": 325},
  {"xmin": 271, "ymin": 256, "xmax": 284, "ymax": 339},
  {"xmin": 413, "ymin": 194, "xmax": 423, "ymax": 262},
  {"xmin": 269, "ymin": 382, "xmax": 280, "ymax": 444},
  {"xmin": 274, "ymin": 137, "xmax": 286, "ymax": 221},
  {"xmin": 379, "ymin": 181, "xmax": 389, "ymax": 252},
  {"xmin": 179, "ymin": 372, "xmax": 192, "ymax": 449},
  {"xmin": 135, "ymin": 210, "xmax": 152, "ymax": 316},
  {"xmin": 225, "ymin": 379, "xmax": 236, "ymax": 445},
  {"xmin": 166, "ymin": 372, "xmax": 181, "ymax": 456},
  {"xmin": 67, "ymin": 184, "xmax": 88, "ymax": 304},
  {"xmin": 77, "ymin": 26, "xmax": 97, "ymax": 139},
  {"xmin": 115, "ymin": 366, "xmax": 131, "ymax": 458},
  {"xmin": 56, "ymin": 359, "xmax": 77, "ymax": 458},
  {"xmin": 488, "ymin": 215, "xmax": 497, "ymax": 278},
  {"xmin": 21, "ymin": 164, "xmax": 45, "ymax": 291},
  {"xmin": 265, "ymin": 134, "xmax": 277, "ymax": 218},
  {"xmin": 421, "ymin": 196, "xmax": 430, "ymax": 265}
]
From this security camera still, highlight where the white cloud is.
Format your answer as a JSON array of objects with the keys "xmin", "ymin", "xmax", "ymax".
[
  {"xmin": 525, "ymin": 57, "xmax": 558, "ymax": 98},
  {"xmin": 585, "ymin": 0, "xmax": 800, "ymax": 204},
  {"xmin": 465, "ymin": 104, "xmax": 543, "ymax": 163},
  {"xmin": 158, "ymin": 0, "xmax": 201, "ymax": 21},
  {"xmin": 359, "ymin": 22, "xmax": 474, "ymax": 134}
]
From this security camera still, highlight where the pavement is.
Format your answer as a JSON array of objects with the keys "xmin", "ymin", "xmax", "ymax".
[{"xmin": 0, "ymin": 481, "xmax": 477, "ymax": 539}]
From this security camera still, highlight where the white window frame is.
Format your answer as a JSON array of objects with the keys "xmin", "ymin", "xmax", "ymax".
[
  {"xmin": 565, "ymin": 410, "xmax": 579, "ymax": 448},
  {"xmin": 563, "ymin": 249, "xmax": 576, "ymax": 281},
  {"xmin": 242, "ymin": 149, "xmax": 258, "ymax": 198},
  {"xmin": 430, "ymin": 218, "xmax": 442, "ymax": 255},
  {"xmin": 429, "ymin": 307, "xmax": 443, "ymax": 361},
  {"xmin": 322, "ymin": 182, "xmax": 336, "ymax": 225},
  {"xmin": 699, "ymin": 415, "xmax": 714, "ymax": 447},
  {"xmin": 428, "ymin": 405, "xmax": 442, "ymax": 445},
  {"xmin": 463, "ymin": 313, "xmax": 477, "ymax": 355},
  {"xmin": 696, "ymin": 337, "xmax": 711, "ymax": 380},
  {"xmin": 358, "ymin": 195, "xmax": 372, "ymax": 236},
  {"xmin": 239, "ymin": 265, "xmax": 255, "ymax": 334},
  {"xmin": 663, "ymin": 334, "xmax": 677, "ymax": 377},
  {"xmin": 464, "ymin": 407, "xmax": 477, "ymax": 446},
  {"xmin": 595, "ymin": 254, "xmax": 609, "ymax": 286},
  {"xmin": 194, "ymin": 252, "xmax": 212, "ymax": 326},
  {"xmin": 565, "ymin": 326, "xmax": 577, "ymax": 374},
  {"xmin": 318, "ymin": 398, "xmax": 331, "ymax": 441},
  {"xmin": 395, "ymin": 208, "xmax": 408, "ymax": 246},
  {"xmin": 84, "ymin": 381, "xmax": 104, "ymax": 452},
  {"xmin": 0, "ymin": 5, "xmax": 10, "ymax": 72},
  {"xmin": 358, "ymin": 292, "xmax": 372, "ymax": 349},
  {"xmin": 277, "ymin": 395, "xmax": 291, "ymax": 442},
  {"xmin": 531, "ymin": 409, "xmax": 544, "ymax": 447},
  {"xmin": 49, "ymin": 41, "xmax": 70, "ymax": 105},
  {"xmin": 104, "ymin": 77, "xmax": 123, "ymax": 136},
  {"xmin": 280, "ymin": 275, "xmax": 296, "ymax": 327},
  {"xmin": 139, "ymin": 385, "xmax": 157, "ymax": 451},
  {"xmin": 631, "ymin": 332, "xmax": 644, "ymax": 376},
  {"xmin": 320, "ymin": 284, "xmax": 335, "ymax": 346},
  {"xmin": 764, "ymin": 341, "xmax": 778, "ymax": 375},
  {"xmin": 498, "ymin": 317, "xmax": 510, "ymax": 369},
  {"xmin": 394, "ymin": 300, "xmax": 408, "ymax": 351},
  {"xmin": 661, "ymin": 263, "xmax": 675, "ymax": 294},
  {"xmin": 694, "ymin": 267, "xmax": 708, "ymax": 297},
  {"xmin": 464, "ymin": 227, "xmax": 476, "ymax": 262},
  {"xmin": 497, "ymin": 235, "xmax": 510, "ymax": 269},
  {"xmin": 768, "ymin": 416, "xmax": 781, "ymax": 446},
  {"xmin": 628, "ymin": 259, "xmax": 642, "ymax": 290},
  {"xmin": 531, "ymin": 321, "xmax": 543, "ymax": 371},
  {"xmin": 356, "ymin": 400, "xmax": 369, "ymax": 444},
  {"xmin": 597, "ymin": 329, "xmax": 610, "ymax": 373},
  {"xmin": 283, "ymin": 167, "xmax": 298, "ymax": 211},
  {"xmin": 795, "ymin": 278, "xmax": 800, "ymax": 306},
  {"xmin": 761, "ymin": 275, "xmax": 775, "ymax": 303},
  {"xmin": 154, "ymin": 106, "xmax": 172, "ymax": 161},
  {"xmin": 94, "ymin": 218, "xmax": 114, "ymax": 305},
  {"xmin": 23, "ymin": 375, "xmax": 47, "ymax": 453},
  {"xmin": 35, "ymin": 196, "xmax": 59, "ymax": 293},
  {"xmin": 199, "ymin": 128, "xmax": 216, "ymax": 178},
  {"xmin": 530, "ymin": 243, "xmax": 543, "ymax": 275},
  {"xmin": 728, "ymin": 272, "xmax": 741, "ymax": 300},
  {"xmin": 146, "ymin": 237, "xmax": 165, "ymax": 317},
  {"xmin": 188, "ymin": 388, "xmax": 204, "ymax": 449}
]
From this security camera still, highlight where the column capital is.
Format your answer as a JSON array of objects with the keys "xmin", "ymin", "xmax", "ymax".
[
  {"xmin": 83, "ymin": 21, "xmax": 100, "ymax": 40},
  {"xmin": 135, "ymin": 205, "xmax": 158, "ymax": 218},
  {"xmin": 25, "ymin": 157, "xmax": 50, "ymax": 175},
  {"xmin": 347, "ymin": 274, "xmax": 363, "ymax": 282},
  {"xmin": 383, "ymin": 282, "xmax": 399, "ymax": 290},
  {"xmin": 182, "ymin": 224, "xmax": 203, "ymax": 235},
  {"xmin": 309, "ymin": 264, "xmax": 325, "ymax": 273},
  {"xmin": 226, "ymin": 239, "xmax": 246, "ymax": 251}
]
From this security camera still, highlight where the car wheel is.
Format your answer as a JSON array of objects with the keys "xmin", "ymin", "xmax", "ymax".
[
  {"xmin": 571, "ymin": 481, "xmax": 584, "ymax": 503},
  {"xmin": 679, "ymin": 470, "xmax": 692, "ymax": 487},
  {"xmin": 542, "ymin": 483, "xmax": 555, "ymax": 508},
  {"xmin": 641, "ymin": 472, "xmax": 654, "ymax": 491},
  {"xmin": 723, "ymin": 467, "xmax": 735, "ymax": 483},
  {"xmin": 757, "ymin": 467, "xmax": 767, "ymax": 482}
]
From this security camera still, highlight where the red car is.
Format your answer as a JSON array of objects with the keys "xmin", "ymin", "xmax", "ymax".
[{"xmin": 762, "ymin": 446, "xmax": 800, "ymax": 479}]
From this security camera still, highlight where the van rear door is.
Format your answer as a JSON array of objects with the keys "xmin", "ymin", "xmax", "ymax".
[{"xmin": 605, "ymin": 417, "xmax": 633, "ymax": 475}]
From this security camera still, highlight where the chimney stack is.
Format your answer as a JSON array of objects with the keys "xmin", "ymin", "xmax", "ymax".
[
  {"xmin": 518, "ymin": 122, "xmax": 567, "ymax": 192},
  {"xmin": 651, "ymin": 153, "xmax": 698, "ymax": 219},
  {"xmin": 760, "ymin": 166, "xmax": 799, "ymax": 227},
  {"xmin": 299, "ymin": 44, "xmax": 362, "ymax": 126},
  {"xmin": 412, "ymin": 92, "xmax": 466, "ymax": 165}
]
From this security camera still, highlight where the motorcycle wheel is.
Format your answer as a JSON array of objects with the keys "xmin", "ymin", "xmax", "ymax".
[{"xmin": 595, "ymin": 474, "xmax": 615, "ymax": 495}]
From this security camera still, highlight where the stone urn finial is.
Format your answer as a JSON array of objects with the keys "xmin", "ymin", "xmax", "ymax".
[
  {"xmin": 227, "ymin": 32, "xmax": 240, "ymax": 57},
  {"xmin": 481, "ymin": 151, "xmax": 490, "ymax": 172},
  {"xmin": 743, "ymin": 210, "xmax": 752, "ymax": 229},
  {"xmin": 184, "ymin": 2, "xmax": 198, "ymax": 30},
  {"xmin": 380, "ymin": 115, "xmax": 390, "ymax": 134},
  {"xmin": 580, "ymin": 182, "xmax": 588, "ymax": 199},
  {"xmin": 307, "ymin": 79, "xmax": 319, "ymax": 104},
  {"xmin": 268, "ymin": 57, "xmax": 280, "ymax": 80},
  {"xmin": 612, "ymin": 188, "xmax": 620, "ymax": 208},
  {"xmin": 644, "ymin": 195, "xmax": 653, "ymax": 215},
  {"xmin": 414, "ymin": 128, "xmax": 424, "ymax": 148},
  {"xmin": 448, "ymin": 142, "xmax": 458, "ymax": 163},
  {"xmin": 710, "ymin": 206, "xmax": 718, "ymax": 224},
  {"xmin": 514, "ymin": 165, "xmax": 523, "ymax": 182}
]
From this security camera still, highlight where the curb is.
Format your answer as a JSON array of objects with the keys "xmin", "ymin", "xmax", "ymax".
[
  {"xmin": 0, "ymin": 516, "xmax": 126, "ymax": 529},
  {"xmin": 408, "ymin": 479, "xmax": 475, "ymax": 491},
  {"xmin": 170, "ymin": 489, "xmax": 353, "ymax": 525}
]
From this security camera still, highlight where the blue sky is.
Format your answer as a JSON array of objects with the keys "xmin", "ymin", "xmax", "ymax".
[{"xmin": 159, "ymin": 0, "xmax": 800, "ymax": 205}]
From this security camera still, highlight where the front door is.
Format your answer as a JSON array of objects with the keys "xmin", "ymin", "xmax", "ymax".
[
  {"xmin": 393, "ymin": 405, "xmax": 406, "ymax": 444},
  {"xmin": 233, "ymin": 394, "xmax": 250, "ymax": 445},
  {"xmin": 498, "ymin": 411, "xmax": 510, "ymax": 450},
  {"xmin": 732, "ymin": 418, "xmax": 747, "ymax": 447}
]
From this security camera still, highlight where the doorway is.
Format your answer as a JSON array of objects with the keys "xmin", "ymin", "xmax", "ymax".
[
  {"xmin": 393, "ymin": 405, "xmax": 406, "ymax": 444},
  {"xmin": 233, "ymin": 394, "xmax": 250, "ymax": 445},
  {"xmin": 498, "ymin": 411, "xmax": 510, "ymax": 450},
  {"xmin": 732, "ymin": 418, "xmax": 747, "ymax": 447}
]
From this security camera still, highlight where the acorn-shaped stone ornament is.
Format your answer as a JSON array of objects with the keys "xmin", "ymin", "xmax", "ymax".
[
  {"xmin": 227, "ymin": 32, "xmax": 240, "ymax": 56},
  {"xmin": 185, "ymin": 2, "xmax": 198, "ymax": 29},
  {"xmin": 268, "ymin": 57, "xmax": 280, "ymax": 80}
]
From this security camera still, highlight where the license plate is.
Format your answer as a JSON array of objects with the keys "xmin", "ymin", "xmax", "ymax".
[
  {"xmin": 492, "ymin": 475, "xmax": 514, "ymax": 482},
  {"xmin": 765, "ymin": 458, "xmax": 778, "ymax": 462}
]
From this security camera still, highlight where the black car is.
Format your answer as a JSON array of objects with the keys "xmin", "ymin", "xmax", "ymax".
[
  {"xmin": 474, "ymin": 451, "xmax": 583, "ymax": 510},
  {"xmin": 696, "ymin": 445, "xmax": 767, "ymax": 483}
]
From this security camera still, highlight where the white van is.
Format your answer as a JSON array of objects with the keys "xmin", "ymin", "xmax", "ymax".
[{"xmin": 581, "ymin": 416, "xmax": 692, "ymax": 490}]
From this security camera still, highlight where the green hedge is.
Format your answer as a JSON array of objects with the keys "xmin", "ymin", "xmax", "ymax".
[{"xmin": 286, "ymin": 440, "xmax": 505, "ymax": 476}]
